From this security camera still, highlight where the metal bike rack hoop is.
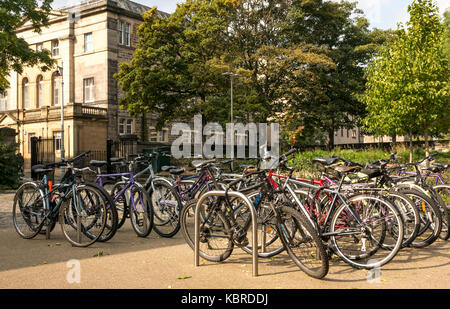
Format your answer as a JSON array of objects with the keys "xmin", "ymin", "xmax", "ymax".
[{"xmin": 194, "ymin": 190, "xmax": 259, "ymax": 277}]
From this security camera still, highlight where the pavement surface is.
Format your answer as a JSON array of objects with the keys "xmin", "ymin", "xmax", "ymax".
[{"xmin": 0, "ymin": 192, "xmax": 449, "ymax": 289}]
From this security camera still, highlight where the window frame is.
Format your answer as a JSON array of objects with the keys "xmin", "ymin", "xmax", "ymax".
[
  {"xmin": 52, "ymin": 40, "xmax": 59, "ymax": 57},
  {"xmin": 83, "ymin": 78, "xmax": 95, "ymax": 103},
  {"xmin": 53, "ymin": 131, "xmax": 62, "ymax": 153},
  {"xmin": 126, "ymin": 119, "xmax": 133, "ymax": 134},
  {"xmin": 84, "ymin": 32, "xmax": 93, "ymax": 52},
  {"xmin": 22, "ymin": 78, "xmax": 29, "ymax": 110},
  {"xmin": 118, "ymin": 21, "xmax": 131, "ymax": 46},
  {"xmin": 52, "ymin": 73, "xmax": 60, "ymax": 106},
  {"xmin": 119, "ymin": 119, "xmax": 125, "ymax": 135},
  {"xmin": 0, "ymin": 91, "xmax": 7, "ymax": 111},
  {"xmin": 37, "ymin": 75, "xmax": 44, "ymax": 108},
  {"xmin": 36, "ymin": 43, "xmax": 43, "ymax": 52}
]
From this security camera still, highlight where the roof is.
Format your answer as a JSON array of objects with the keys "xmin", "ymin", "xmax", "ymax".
[{"xmin": 59, "ymin": 0, "xmax": 170, "ymax": 17}]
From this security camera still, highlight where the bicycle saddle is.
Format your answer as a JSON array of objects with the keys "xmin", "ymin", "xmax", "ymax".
[
  {"xmin": 191, "ymin": 159, "xmax": 216, "ymax": 168},
  {"xmin": 90, "ymin": 160, "xmax": 108, "ymax": 167},
  {"xmin": 161, "ymin": 165, "xmax": 177, "ymax": 172},
  {"xmin": 432, "ymin": 163, "xmax": 450, "ymax": 169},
  {"xmin": 420, "ymin": 166, "xmax": 442, "ymax": 173},
  {"xmin": 312, "ymin": 157, "xmax": 340, "ymax": 166},
  {"xmin": 240, "ymin": 165, "xmax": 255, "ymax": 170},
  {"xmin": 32, "ymin": 164, "xmax": 53, "ymax": 174},
  {"xmin": 169, "ymin": 168, "xmax": 185, "ymax": 175},
  {"xmin": 333, "ymin": 166, "xmax": 361, "ymax": 173}
]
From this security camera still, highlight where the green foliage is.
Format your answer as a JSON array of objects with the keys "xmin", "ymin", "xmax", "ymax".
[
  {"xmin": 289, "ymin": 146, "xmax": 450, "ymax": 174},
  {"xmin": 281, "ymin": 0, "xmax": 393, "ymax": 148},
  {"xmin": 0, "ymin": 0, "xmax": 55, "ymax": 92},
  {"xmin": 116, "ymin": 0, "xmax": 387, "ymax": 142},
  {"xmin": 0, "ymin": 135, "xmax": 23, "ymax": 189},
  {"xmin": 443, "ymin": 9, "xmax": 450, "ymax": 63},
  {"xmin": 363, "ymin": 0, "xmax": 449, "ymax": 148}
]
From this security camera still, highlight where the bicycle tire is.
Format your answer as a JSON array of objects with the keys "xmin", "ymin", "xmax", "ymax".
[
  {"xmin": 180, "ymin": 199, "xmax": 234, "ymax": 262},
  {"xmin": 430, "ymin": 185, "xmax": 449, "ymax": 241},
  {"xmin": 397, "ymin": 189, "xmax": 442, "ymax": 248},
  {"xmin": 329, "ymin": 194, "xmax": 404, "ymax": 269},
  {"xmin": 129, "ymin": 184, "xmax": 154, "ymax": 237},
  {"xmin": 59, "ymin": 184, "xmax": 108, "ymax": 247},
  {"xmin": 12, "ymin": 182, "xmax": 45, "ymax": 239},
  {"xmin": 147, "ymin": 179, "xmax": 183, "ymax": 238},
  {"xmin": 277, "ymin": 206, "xmax": 329, "ymax": 279}
]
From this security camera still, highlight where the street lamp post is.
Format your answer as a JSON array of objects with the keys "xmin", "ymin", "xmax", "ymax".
[{"xmin": 222, "ymin": 72, "xmax": 239, "ymax": 124}]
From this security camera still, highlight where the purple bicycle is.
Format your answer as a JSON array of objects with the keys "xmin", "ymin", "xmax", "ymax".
[{"xmin": 89, "ymin": 155, "xmax": 154, "ymax": 238}]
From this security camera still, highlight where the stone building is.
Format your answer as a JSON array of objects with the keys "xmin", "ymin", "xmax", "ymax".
[{"xmin": 0, "ymin": 0, "xmax": 172, "ymax": 168}]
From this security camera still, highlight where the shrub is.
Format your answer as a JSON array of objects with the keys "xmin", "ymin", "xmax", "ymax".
[{"xmin": 0, "ymin": 135, "xmax": 23, "ymax": 190}]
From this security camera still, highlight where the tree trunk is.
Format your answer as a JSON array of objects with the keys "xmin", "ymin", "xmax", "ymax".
[
  {"xmin": 392, "ymin": 133, "xmax": 397, "ymax": 152},
  {"xmin": 328, "ymin": 129, "xmax": 334, "ymax": 151},
  {"xmin": 424, "ymin": 127, "xmax": 430, "ymax": 167},
  {"xmin": 409, "ymin": 132, "xmax": 413, "ymax": 163}
]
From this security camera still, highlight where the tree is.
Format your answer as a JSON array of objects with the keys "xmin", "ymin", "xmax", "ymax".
[
  {"xmin": 281, "ymin": 0, "xmax": 392, "ymax": 149},
  {"xmin": 363, "ymin": 0, "xmax": 449, "ymax": 162},
  {"xmin": 115, "ymin": 1, "xmax": 239, "ymax": 129},
  {"xmin": 0, "ymin": 0, "xmax": 54, "ymax": 93},
  {"xmin": 443, "ymin": 9, "xmax": 450, "ymax": 63},
  {"xmin": 116, "ymin": 0, "xmax": 334, "ymax": 131}
]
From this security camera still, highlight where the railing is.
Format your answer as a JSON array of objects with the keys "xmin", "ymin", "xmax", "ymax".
[{"xmin": 18, "ymin": 103, "xmax": 108, "ymax": 121}]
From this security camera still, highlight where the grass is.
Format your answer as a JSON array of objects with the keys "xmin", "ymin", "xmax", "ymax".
[{"xmin": 289, "ymin": 145, "xmax": 450, "ymax": 174}]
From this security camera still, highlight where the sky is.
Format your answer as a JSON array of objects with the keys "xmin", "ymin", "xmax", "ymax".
[{"xmin": 52, "ymin": 0, "xmax": 450, "ymax": 30}]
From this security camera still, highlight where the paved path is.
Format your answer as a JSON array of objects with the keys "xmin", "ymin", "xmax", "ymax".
[{"xmin": 0, "ymin": 193, "xmax": 449, "ymax": 289}]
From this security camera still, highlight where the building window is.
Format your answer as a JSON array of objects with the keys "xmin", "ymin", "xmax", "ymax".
[
  {"xmin": 23, "ymin": 78, "xmax": 29, "ymax": 109},
  {"xmin": 340, "ymin": 128, "xmax": 343, "ymax": 137},
  {"xmin": 37, "ymin": 75, "xmax": 44, "ymax": 108},
  {"xmin": 118, "ymin": 22, "xmax": 123, "ymax": 45},
  {"xmin": 83, "ymin": 78, "xmax": 94, "ymax": 103},
  {"xmin": 0, "ymin": 91, "xmax": 7, "ymax": 111},
  {"xmin": 125, "ymin": 23, "xmax": 130, "ymax": 46},
  {"xmin": 119, "ymin": 119, "xmax": 125, "ymax": 135},
  {"xmin": 126, "ymin": 119, "xmax": 132, "ymax": 134},
  {"xmin": 158, "ymin": 130, "xmax": 168, "ymax": 142},
  {"xmin": 36, "ymin": 43, "xmax": 43, "ymax": 52},
  {"xmin": 54, "ymin": 131, "xmax": 61, "ymax": 152},
  {"xmin": 53, "ymin": 73, "xmax": 60, "ymax": 106},
  {"xmin": 84, "ymin": 33, "xmax": 93, "ymax": 52},
  {"xmin": 52, "ymin": 40, "xmax": 59, "ymax": 57},
  {"xmin": 352, "ymin": 130, "xmax": 357, "ymax": 139},
  {"xmin": 118, "ymin": 21, "xmax": 131, "ymax": 46},
  {"xmin": 347, "ymin": 129, "xmax": 349, "ymax": 138}
]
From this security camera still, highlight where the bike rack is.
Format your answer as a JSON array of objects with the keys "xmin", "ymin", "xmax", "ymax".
[{"xmin": 194, "ymin": 190, "xmax": 259, "ymax": 277}]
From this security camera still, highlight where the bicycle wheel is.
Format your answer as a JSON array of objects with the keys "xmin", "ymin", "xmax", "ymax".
[
  {"xmin": 60, "ymin": 184, "xmax": 107, "ymax": 247},
  {"xmin": 399, "ymin": 189, "xmax": 442, "ymax": 248},
  {"xmin": 147, "ymin": 179, "xmax": 182, "ymax": 238},
  {"xmin": 329, "ymin": 194, "xmax": 404, "ymax": 269},
  {"xmin": 88, "ymin": 183, "xmax": 118, "ymax": 243},
  {"xmin": 431, "ymin": 185, "xmax": 449, "ymax": 241},
  {"xmin": 277, "ymin": 206, "xmax": 329, "ymax": 279},
  {"xmin": 128, "ymin": 184, "xmax": 154, "ymax": 237},
  {"xmin": 180, "ymin": 198, "xmax": 234, "ymax": 262},
  {"xmin": 13, "ymin": 182, "xmax": 45, "ymax": 239},
  {"xmin": 385, "ymin": 191, "xmax": 420, "ymax": 248},
  {"xmin": 234, "ymin": 191, "xmax": 284, "ymax": 258},
  {"xmin": 110, "ymin": 181, "xmax": 129, "ymax": 230}
]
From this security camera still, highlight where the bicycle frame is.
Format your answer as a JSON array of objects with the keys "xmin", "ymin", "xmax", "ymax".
[{"xmin": 268, "ymin": 170, "xmax": 365, "ymax": 237}]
